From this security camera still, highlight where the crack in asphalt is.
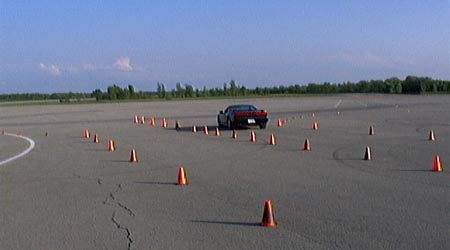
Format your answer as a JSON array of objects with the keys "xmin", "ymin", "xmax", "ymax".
[
  {"xmin": 118, "ymin": 202, "xmax": 136, "ymax": 217},
  {"xmin": 67, "ymin": 176, "xmax": 135, "ymax": 249},
  {"xmin": 100, "ymin": 183, "xmax": 135, "ymax": 250},
  {"xmin": 111, "ymin": 212, "xmax": 134, "ymax": 250}
]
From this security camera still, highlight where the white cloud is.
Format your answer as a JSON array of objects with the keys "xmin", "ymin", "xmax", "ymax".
[
  {"xmin": 38, "ymin": 58, "xmax": 135, "ymax": 75},
  {"xmin": 38, "ymin": 63, "xmax": 61, "ymax": 76},
  {"xmin": 113, "ymin": 57, "xmax": 133, "ymax": 71}
]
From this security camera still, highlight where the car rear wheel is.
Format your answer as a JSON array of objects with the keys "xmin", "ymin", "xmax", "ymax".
[{"xmin": 259, "ymin": 122, "xmax": 267, "ymax": 129}]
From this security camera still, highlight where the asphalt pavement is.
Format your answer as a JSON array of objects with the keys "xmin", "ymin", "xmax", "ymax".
[{"xmin": 0, "ymin": 94, "xmax": 449, "ymax": 250}]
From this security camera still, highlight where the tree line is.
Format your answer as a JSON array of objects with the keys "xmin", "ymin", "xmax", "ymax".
[{"xmin": 1, "ymin": 76, "xmax": 449, "ymax": 102}]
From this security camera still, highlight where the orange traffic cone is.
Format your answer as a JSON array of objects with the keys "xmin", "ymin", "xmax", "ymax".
[
  {"xmin": 93, "ymin": 134, "xmax": 99, "ymax": 143},
  {"xmin": 133, "ymin": 115, "xmax": 138, "ymax": 123},
  {"xmin": 149, "ymin": 117, "xmax": 155, "ymax": 126},
  {"xmin": 203, "ymin": 126, "xmax": 209, "ymax": 135},
  {"xmin": 269, "ymin": 134, "xmax": 276, "ymax": 145},
  {"xmin": 129, "ymin": 149, "xmax": 138, "ymax": 163},
  {"xmin": 175, "ymin": 120, "xmax": 180, "ymax": 130},
  {"xmin": 232, "ymin": 130, "xmax": 238, "ymax": 139},
  {"xmin": 364, "ymin": 146, "xmax": 372, "ymax": 160},
  {"xmin": 303, "ymin": 139, "xmax": 311, "ymax": 151},
  {"xmin": 192, "ymin": 125, "xmax": 197, "ymax": 133},
  {"xmin": 177, "ymin": 167, "xmax": 188, "ymax": 185},
  {"xmin": 311, "ymin": 113, "xmax": 315, "ymax": 118},
  {"xmin": 107, "ymin": 140, "xmax": 115, "ymax": 151},
  {"xmin": 84, "ymin": 129, "xmax": 90, "ymax": 138},
  {"xmin": 312, "ymin": 122, "xmax": 318, "ymax": 130},
  {"xmin": 161, "ymin": 118, "xmax": 167, "ymax": 128},
  {"xmin": 431, "ymin": 155, "xmax": 443, "ymax": 172},
  {"xmin": 140, "ymin": 116, "xmax": 145, "ymax": 124},
  {"xmin": 428, "ymin": 130, "xmax": 435, "ymax": 141},
  {"xmin": 276, "ymin": 119, "xmax": 283, "ymax": 127},
  {"xmin": 261, "ymin": 200, "xmax": 277, "ymax": 227},
  {"xmin": 369, "ymin": 126, "xmax": 374, "ymax": 135},
  {"xmin": 250, "ymin": 131, "xmax": 256, "ymax": 142},
  {"xmin": 215, "ymin": 127, "xmax": 221, "ymax": 136}
]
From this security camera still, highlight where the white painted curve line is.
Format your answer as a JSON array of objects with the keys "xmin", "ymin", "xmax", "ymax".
[
  {"xmin": 334, "ymin": 99, "xmax": 342, "ymax": 108},
  {"xmin": 0, "ymin": 133, "xmax": 36, "ymax": 166}
]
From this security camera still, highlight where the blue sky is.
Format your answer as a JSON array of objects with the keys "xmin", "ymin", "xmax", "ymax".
[{"xmin": 1, "ymin": 0, "xmax": 448, "ymax": 93}]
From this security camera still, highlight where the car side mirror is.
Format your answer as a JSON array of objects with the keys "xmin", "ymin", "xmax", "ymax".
[{"xmin": 219, "ymin": 111, "xmax": 224, "ymax": 114}]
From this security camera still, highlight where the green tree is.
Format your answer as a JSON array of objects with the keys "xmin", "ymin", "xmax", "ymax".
[
  {"xmin": 229, "ymin": 80, "xmax": 238, "ymax": 96},
  {"xmin": 128, "ymin": 85, "xmax": 135, "ymax": 97},
  {"xmin": 107, "ymin": 85, "xmax": 118, "ymax": 100},
  {"xmin": 92, "ymin": 89, "xmax": 104, "ymax": 100},
  {"xmin": 185, "ymin": 84, "xmax": 194, "ymax": 98},
  {"xmin": 175, "ymin": 82, "xmax": 185, "ymax": 98},
  {"xmin": 157, "ymin": 82, "xmax": 166, "ymax": 98}
]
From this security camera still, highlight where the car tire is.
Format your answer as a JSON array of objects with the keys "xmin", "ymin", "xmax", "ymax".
[{"xmin": 259, "ymin": 122, "xmax": 267, "ymax": 129}]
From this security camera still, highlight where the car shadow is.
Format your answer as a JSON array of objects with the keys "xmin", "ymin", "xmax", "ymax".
[{"xmin": 167, "ymin": 125, "xmax": 220, "ymax": 133}]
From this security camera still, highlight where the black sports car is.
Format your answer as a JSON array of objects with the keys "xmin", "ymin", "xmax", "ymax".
[{"xmin": 217, "ymin": 104, "xmax": 269, "ymax": 129}]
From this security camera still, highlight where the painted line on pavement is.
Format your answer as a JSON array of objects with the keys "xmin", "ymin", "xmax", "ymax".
[{"xmin": 0, "ymin": 133, "xmax": 36, "ymax": 166}]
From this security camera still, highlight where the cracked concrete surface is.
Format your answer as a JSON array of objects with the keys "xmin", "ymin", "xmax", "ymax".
[
  {"xmin": 112, "ymin": 212, "xmax": 133, "ymax": 250},
  {"xmin": 102, "ymin": 183, "xmax": 136, "ymax": 249}
]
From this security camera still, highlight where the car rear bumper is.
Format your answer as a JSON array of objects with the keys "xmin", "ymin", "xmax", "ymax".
[{"xmin": 234, "ymin": 117, "xmax": 268, "ymax": 126}]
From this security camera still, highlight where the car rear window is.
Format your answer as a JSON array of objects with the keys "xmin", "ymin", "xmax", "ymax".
[{"xmin": 234, "ymin": 106, "xmax": 257, "ymax": 111}]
